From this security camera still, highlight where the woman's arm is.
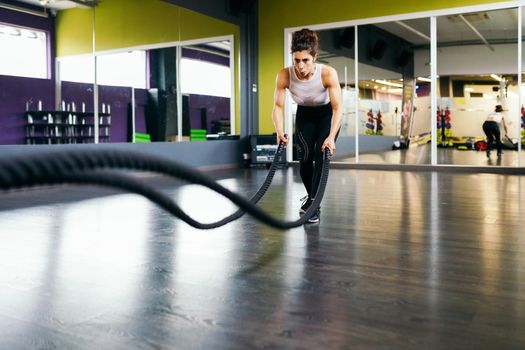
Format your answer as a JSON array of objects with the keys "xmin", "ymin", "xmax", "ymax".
[
  {"xmin": 272, "ymin": 69, "xmax": 289, "ymax": 145},
  {"xmin": 321, "ymin": 65, "xmax": 342, "ymax": 155}
]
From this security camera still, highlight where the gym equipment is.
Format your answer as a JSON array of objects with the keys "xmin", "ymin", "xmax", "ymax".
[
  {"xmin": 135, "ymin": 132, "xmax": 151, "ymax": 143},
  {"xmin": 190, "ymin": 129, "xmax": 207, "ymax": 141},
  {"xmin": 502, "ymin": 135, "xmax": 518, "ymax": 150},
  {"xmin": 437, "ymin": 107, "xmax": 453, "ymax": 147},
  {"xmin": 0, "ymin": 141, "xmax": 331, "ymax": 230}
]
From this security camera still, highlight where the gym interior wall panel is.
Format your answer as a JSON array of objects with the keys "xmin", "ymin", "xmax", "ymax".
[
  {"xmin": 98, "ymin": 85, "xmax": 133, "ymax": 143},
  {"xmin": 0, "ymin": 3, "xmax": 55, "ymax": 35},
  {"xmin": 258, "ymin": 0, "xmax": 511, "ymax": 134},
  {"xmin": 187, "ymin": 94, "xmax": 231, "ymax": 133},
  {"xmin": 61, "ymin": 81, "xmax": 95, "ymax": 115},
  {"xmin": 0, "ymin": 75, "xmax": 54, "ymax": 145},
  {"xmin": 436, "ymin": 44, "xmax": 519, "ymax": 76},
  {"xmin": 134, "ymin": 89, "xmax": 149, "ymax": 134},
  {"xmin": 55, "ymin": 8, "xmax": 93, "ymax": 57},
  {"xmin": 0, "ymin": 140, "xmax": 244, "ymax": 169}
]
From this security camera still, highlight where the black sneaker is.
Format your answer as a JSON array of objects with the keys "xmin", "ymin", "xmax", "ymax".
[
  {"xmin": 497, "ymin": 151, "xmax": 502, "ymax": 158},
  {"xmin": 299, "ymin": 196, "xmax": 313, "ymax": 214},
  {"xmin": 307, "ymin": 208, "xmax": 321, "ymax": 223}
]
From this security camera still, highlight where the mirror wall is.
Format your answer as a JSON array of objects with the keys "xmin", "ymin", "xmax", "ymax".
[
  {"xmin": 437, "ymin": 8, "xmax": 519, "ymax": 166},
  {"xmin": 287, "ymin": 4, "xmax": 524, "ymax": 166},
  {"xmin": 92, "ymin": 0, "xmax": 237, "ymax": 144},
  {"xmin": 0, "ymin": 0, "xmax": 238, "ymax": 145}
]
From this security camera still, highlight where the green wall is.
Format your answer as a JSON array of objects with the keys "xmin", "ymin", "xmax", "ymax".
[
  {"xmin": 258, "ymin": 0, "xmax": 511, "ymax": 133},
  {"xmin": 56, "ymin": 0, "xmax": 241, "ymax": 134}
]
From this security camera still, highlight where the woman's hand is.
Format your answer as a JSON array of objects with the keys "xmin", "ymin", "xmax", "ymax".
[
  {"xmin": 277, "ymin": 133, "xmax": 288, "ymax": 147},
  {"xmin": 321, "ymin": 137, "xmax": 336, "ymax": 156}
]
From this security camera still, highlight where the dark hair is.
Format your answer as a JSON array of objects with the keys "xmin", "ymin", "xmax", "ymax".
[
  {"xmin": 291, "ymin": 28, "xmax": 319, "ymax": 57},
  {"xmin": 495, "ymin": 105, "xmax": 503, "ymax": 112}
]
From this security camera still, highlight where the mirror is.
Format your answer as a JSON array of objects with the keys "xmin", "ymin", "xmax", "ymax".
[
  {"xmin": 181, "ymin": 40, "xmax": 234, "ymax": 141},
  {"xmin": 357, "ymin": 18, "xmax": 431, "ymax": 165},
  {"xmin": 93, "ymin": 0, "xmax": 238, "ymax": 144},
  {"xmin": 437, "ymin": 8, "xmax": 519, "ymax": 165},
  {"xmin": 287, "ymin": 19, "xmax": 432, "ymax": 164},
  {"xmin": 521, "ymin": 7, "xmax": 525, "ymax": 162}
]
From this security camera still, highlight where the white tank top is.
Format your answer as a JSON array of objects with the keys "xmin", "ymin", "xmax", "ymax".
[
  {"xmin": 288, "ymin": 63, "xmax": 330, "ymax": 106},
  {"xmin": 487, "ymin": 112, "xmax": 503, "ymax": 123}
]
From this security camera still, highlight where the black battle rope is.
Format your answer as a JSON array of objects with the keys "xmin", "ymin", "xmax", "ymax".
[{"xmin": 0, "ymin": 147, "xmax": 331, "ymax": 229}]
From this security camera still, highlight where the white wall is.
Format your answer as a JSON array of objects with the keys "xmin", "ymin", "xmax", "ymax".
[
  {"xmin": 415, "ymin": 43, "xmax": 519, "ymax": 77},
  {"xmin": 412, "ymin": 96, "xmax": 431, "ymax": 137}
]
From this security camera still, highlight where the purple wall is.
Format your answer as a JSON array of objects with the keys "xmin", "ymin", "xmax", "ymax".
[
  {"xmin": 1, "ymin": 77, "xmax": 146, "ymax": 145},
  {"xmin": 98, "ymin": 85, "xmax": 132, "ymax": 143},
  {"xmin": 61, "ymin": 81, "xmax": 94, "ymax": 112},
  {"xmin": 134, "ymin": 89, "xmax": 148, "ymax": 133},
  {"xmin": 188, "ymin": 94, "xmax": 230, "ymax": 133},
  {"xmin": 0, "ymin": 75, "xmax": 54, "ymax": 145}
]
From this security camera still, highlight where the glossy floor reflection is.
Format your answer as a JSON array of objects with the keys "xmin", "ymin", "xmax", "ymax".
[
  {"xmin": 339, "ymin": 143, "xmax": 525, "ymax": 166},
  {"xmin": 1, "ymin": 167, "xmax": 524, "ymax": 349}
]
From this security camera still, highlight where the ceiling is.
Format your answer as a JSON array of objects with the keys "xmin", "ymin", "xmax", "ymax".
[
  {"xmin": 374, "ymin": 8, "xmax": 519, "ymax": 46},
  {"xmin": 14, "ymin": 0, "xmax": 95, "ymax": 10}
]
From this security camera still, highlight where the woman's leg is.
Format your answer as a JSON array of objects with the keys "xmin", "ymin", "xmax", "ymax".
[
  {"xmin": 483, "ymin": 121, "xmax": 495, "ymax": 153},
  {"xmin": 295, "ymin": 115, "xmax": 317, "ymax": 198},
  {"xmin": 310, "ymin": 114, "xmax": 335, "ymax": 199},
  {"xmin": 493, "ymin": 126, "xmax": 502, "ymax": 155}
]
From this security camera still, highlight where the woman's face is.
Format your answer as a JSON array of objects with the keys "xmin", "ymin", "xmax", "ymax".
[{"xmin": 293, "ymin": 50, "xmax": 316, "ymax": 78}]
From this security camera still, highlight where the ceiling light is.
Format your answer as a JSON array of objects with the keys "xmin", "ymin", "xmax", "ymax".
[
  {"xmin": 374, "ymin": 79, "xmax": 403, "ymax": 88},
  {"xmin": 388, "ymin": 88, "xmax": 402, "ymax": 93}
]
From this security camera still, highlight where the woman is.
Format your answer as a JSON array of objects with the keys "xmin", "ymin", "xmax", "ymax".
[
  {"xmin": 271, "ymin": 28, "xmax": 342, "ymax": 223},
  {"xmin": 483, "ymin": 104, "xmax": 508, "ymax": 158}
]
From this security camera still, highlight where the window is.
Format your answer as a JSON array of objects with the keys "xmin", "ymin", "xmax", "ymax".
[
  {"xmin": 58, "ymin": 50, "xmax": 147, "ymax": 88},
  {"xmin": 96, "ymin": 51, "xmax": 147, "ymax": 89},
  {"xmin": 58, "ymin": 55, "xmax": 94, "ymax": 84},
  {"xmin": 180, "ymin": 58, "xmax": 231, "ymax": 97},
  {"xmin": 0, "ymin": 23, "xmax": 48, "ymax": 79}
]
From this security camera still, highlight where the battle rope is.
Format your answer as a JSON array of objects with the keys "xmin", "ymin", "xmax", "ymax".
[{"xmin": 0, "ymin": 145, "xmax": 331, "ymax": 229}]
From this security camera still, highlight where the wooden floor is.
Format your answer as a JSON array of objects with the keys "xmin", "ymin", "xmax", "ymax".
[
  {"xmin": 339, "ymin": 144, "xmax": 525, "ymax": 166},
  {"xmin": 1, "ymin": 166, "xmax": 525, "ymax": 349}
]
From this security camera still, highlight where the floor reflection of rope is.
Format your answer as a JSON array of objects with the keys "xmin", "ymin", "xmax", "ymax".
[{"xmin": 0, "ymin": 143, "xmax": 331, "ymax": 229}]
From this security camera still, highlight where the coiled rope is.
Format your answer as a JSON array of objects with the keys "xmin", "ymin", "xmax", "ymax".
[{"xmin": 0, "ymin": 143, "xmax": 331, "ymax": 229}]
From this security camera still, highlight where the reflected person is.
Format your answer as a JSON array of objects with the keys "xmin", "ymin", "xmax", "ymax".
[{"xmin": 483, "ymin": 104, "xmax": 508, "ymax": 158}]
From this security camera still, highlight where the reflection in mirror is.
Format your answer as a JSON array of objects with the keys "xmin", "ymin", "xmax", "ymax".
[
  {"xmin": 0, "ymin": 1, "xmax": 94, "ymax": 145},
  {"xmin": 94, "ymin": 50, "xmax": 147, "ymax": 143},
  {"xmin": 93, "ymin": 39, "xmax": 234, "ymax": 144},
  {"xmin": 437, "ymin": 8, "xmax": 519, "ymax": 166},
  {"xmin": 56, "ymin": 54, "xmax": 95, "ymax": 143},
  {"xmin": 357, "ymin": 18, "xmax": 431, "ymax": 164},
  {"xmin": 90, "ymin": 0, "xmax": 239, "ymax": 144},
  {"xmin": 181, "ymin": 41, "xmax": 233, "ymax": 141}
]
